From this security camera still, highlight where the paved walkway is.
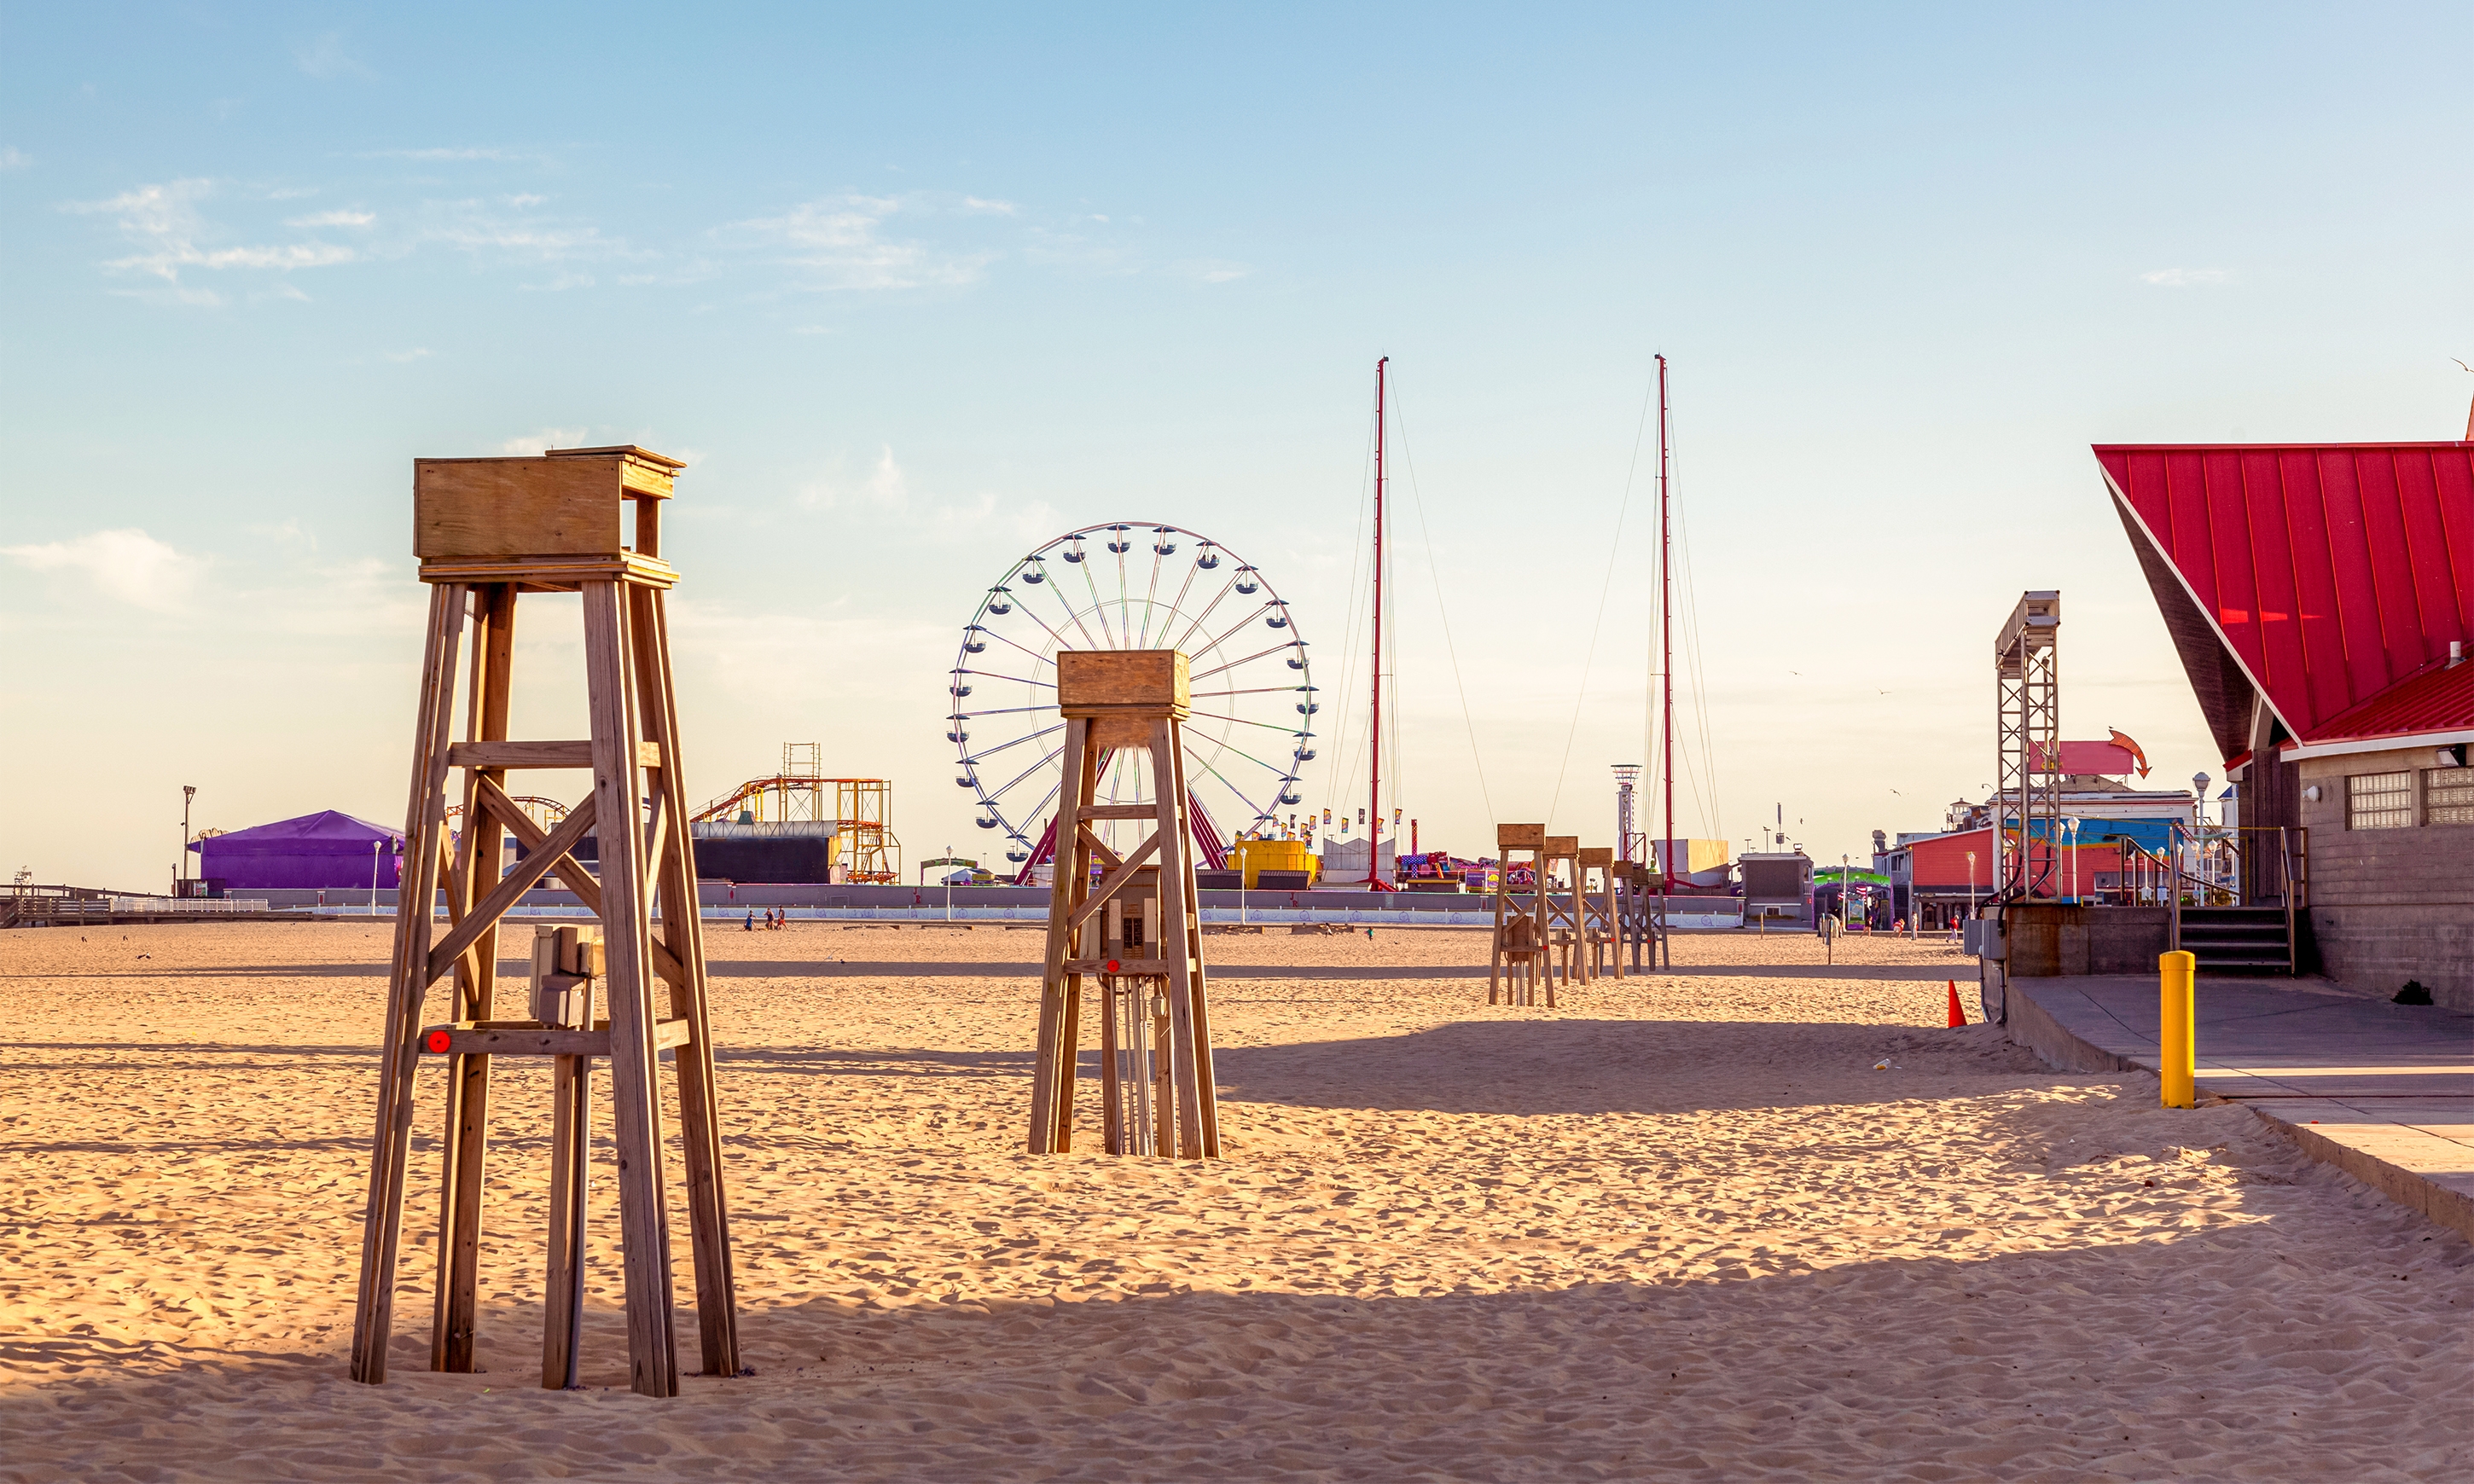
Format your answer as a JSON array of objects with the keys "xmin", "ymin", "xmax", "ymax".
[{"xmin": 2006, "ymin": 974, "xmax": 2474, "ymax": 1238}]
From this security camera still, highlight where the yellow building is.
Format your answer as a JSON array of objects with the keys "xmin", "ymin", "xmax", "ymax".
[{"xmin": 1225, "ymin": 838, "xmax": 1319, "ymax": 888}]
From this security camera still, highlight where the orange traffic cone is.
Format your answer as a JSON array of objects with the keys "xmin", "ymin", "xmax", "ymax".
[{"xmin": 1946, "ymin": 980, "xmax": 1966, "ymax": 1028}]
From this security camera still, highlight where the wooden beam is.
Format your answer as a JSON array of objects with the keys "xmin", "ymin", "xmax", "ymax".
[
  {"xmin": 447, "ymin": 739, "xmax": 661, "ymax": 770},
  {"xmin": 1065, "ymin": 956, "xmax": 1175, "ymax": 976},
  {"xmin": 1077, "ymin": 803, "xmax": 1158, "ymax": 820},
  {"xmin": 473, "ymin": 778, "xmax": 688, "ymax": 989},
  {"xmin": 1075, "ymin": 824, "xmax": 1124, "ymax": 872},
  {"xmin": 1066, "ymin": 831, "xmax": 1162, "ymax": 933},
  {"xmin": 424, "ymin": 797, "xmax": 598, "ymax": 986},
  {"xmin": 419, "ymin": 1018, "xmax": 692, "ymax": 1057}
]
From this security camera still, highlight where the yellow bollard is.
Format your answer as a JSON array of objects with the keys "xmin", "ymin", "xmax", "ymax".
[{"xmin": 2159, "ymin": 949, "xmax": 2196, "ymax": 1109}]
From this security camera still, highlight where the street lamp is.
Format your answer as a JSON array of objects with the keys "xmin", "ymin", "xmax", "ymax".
[
  {"xmin": 1966, "ymin": 849, "xmax": 1978, "ymax": 922},
  {"xmin": 180, "ymin": 785, "xmax": 196, "ymax": 896}
]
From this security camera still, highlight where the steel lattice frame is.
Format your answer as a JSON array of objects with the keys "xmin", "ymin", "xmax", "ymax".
[
  {"xmin": 1995, "ymin": 591, "xmax": 2062, "ymax": 901},
  {"xmin": 947, "ymin": 521, "xmax": 1315, "ymax": 866}
]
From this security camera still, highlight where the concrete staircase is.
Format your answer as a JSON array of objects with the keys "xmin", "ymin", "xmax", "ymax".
[{"xmin": 2177, "ymin": 904, "xmax": 2294, "ymax": 972}]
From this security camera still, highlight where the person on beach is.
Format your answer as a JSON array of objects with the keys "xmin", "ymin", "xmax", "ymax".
[{"xmin": 744, "ymin": 907, "xmax": 756, "ymax": 932}]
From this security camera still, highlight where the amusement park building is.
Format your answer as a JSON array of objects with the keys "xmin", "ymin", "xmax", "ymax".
[
  {"xmin": 2097, "ymin": 440, "xmax": 2474, "ymax": 1005},
  {"xmin": 187, "ymin": 810, "xmax": 403, "ymax": 891}
]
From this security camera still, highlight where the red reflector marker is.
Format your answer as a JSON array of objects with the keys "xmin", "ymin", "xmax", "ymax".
[
  {"xmin": 1103, "ymin": 959, "xmax": 1121, "ymax": 973},
  {"xmin": 426, "ymin": 1029, "xmax": 452, "ymax": 1054}
]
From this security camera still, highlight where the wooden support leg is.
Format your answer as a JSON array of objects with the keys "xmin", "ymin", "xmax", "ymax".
[
  {"xmin": 635, "ymin": 586, "xmax": 739, "ymax": 1379},
  {"xmin": 583, "ymin": 578, "xmax": 679, "ymax": 1400},
  {"xmin": 351, "ymin": 583, "xmax": 467, "ymax": 1386},
  {"xmin": 1099, "ymin": 978, "xmax": 1124, "ymax": 1155},
  {"xmin": 431, "ymin": 1046, "xmax": 491, "ymax": 1371},
  {"xmin": 542, "ymin": 1051, "xmax": 591, "ymax": 1389},
  {"xmin": 1029, "ymin": 719, "xmax": 1092, "ymax": 1154},
  {"xmin": 1152, "ymin": 720, "xmax": 1209, "ymax": 1160},
  {"xmin": 1152, "ymin": 990, "xmax": 1174, "ymax": 1156},
  {"xmin": 1163, "ymin": 720, "xmax": 1218, "ymax": 1157}
]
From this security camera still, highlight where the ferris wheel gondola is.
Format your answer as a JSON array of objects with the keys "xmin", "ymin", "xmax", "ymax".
[{"xmin": 947, "ymin": 521, "xmax": 1314, "ymax": 872}]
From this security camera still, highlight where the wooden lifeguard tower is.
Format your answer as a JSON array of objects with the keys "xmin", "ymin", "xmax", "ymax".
[
  {"xmin": 348, "ymin": 445, "xmax": 739, "ymax": 1400},
  {"xmin": 1026, "ymin": 649, "xmax": 1219, "ymax": 1159},
  {"xmin": 1490, "ymin": 823, "xmax": 1551, "ymax": 1006},
  {"xmin": 1578, "ymin": 845, "xmax": 1623, "ymax": 980},
  {"xmin": 1541, "ymin": 834, "xmax": 1583, "ymax": 988}
]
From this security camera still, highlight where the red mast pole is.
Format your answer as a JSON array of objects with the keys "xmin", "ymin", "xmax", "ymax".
[
  {"xmin": 1370, "ymin": 355, "xmax": 1388, "ymax": 890},
  {"xmin": 1657, "ymin": 354, "xmax": 1674, "ymax": 957}
]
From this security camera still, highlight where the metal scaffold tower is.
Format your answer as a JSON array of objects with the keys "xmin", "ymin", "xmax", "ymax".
[
  {"xmin": 1994, "ymin": 590, "xmax": 2061, "ymax": 902},
  {"xmin": 688, "ymin": 743, "xmax": 903, "ymax": 883}
]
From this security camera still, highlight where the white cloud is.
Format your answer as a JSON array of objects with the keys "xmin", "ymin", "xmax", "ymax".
[
  {"xmin": 2140, "ymin": 267, "xmax": 2228, "ymax": 287},
  {"xmin": 799, "ymin": 445, "xmax": 911, "ymax": 511},
  {"xmin": 1, "ymin": 530, "xmax": 200, "ymax": 611},
  {"xmin": 363, "ymin": 147, "xmax": 539, "ymax": 163},
  {"xmin": 727, "ymin": 194, "xmax": 997, "ymax": 291},
  {"xmin": 286, "ymin": 209, "xmax": 375, "ymax": 228},
  {"xmin": 294, "ymin": 32, "xmax": 374, "ymax": 80},
  {"xmin": 64, "ymin": 179, "xmax": 357, "ymax": 294},
  {"xmin": 381, "ymin": 347, "xmax": 431, "ymax": 362},
  {"xmin": 499, "ymin": 426, "xmax": 590, "ymax": 455},
  {"xmin": 1184, "ymin": 259, "xmax": 1252, "ymax": 283},
  {"xmin": 0, "ymin": 147, "xmax": 27, "ymax": 171}
]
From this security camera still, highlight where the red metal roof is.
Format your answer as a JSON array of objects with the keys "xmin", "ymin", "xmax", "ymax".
[
  {"xmin": 2303, "ymin": 655, "xmax": 2474, "ymax": 745},
  {"xmin": 2095, "ymin": 443, "xmax": 2474, "ymax": 749}
]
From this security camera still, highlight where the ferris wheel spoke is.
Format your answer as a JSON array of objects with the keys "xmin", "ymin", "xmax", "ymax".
[
  {"xmin": 1136, "ymin": 542, "xmax": 1169, "ymax": 647},
  {"xmin": 1189, "ymin": 641, "xmax": 1296, "ymax": 682},
  {"xmin": 1037, "ymin": 571, "xmax": 1106, "ymax": 652},
  {"xmin": 1077, "ymin": 559, "xmax": 1118, "ymax": 647},
  {"xmin": 1158, "ymin": 552, "xmax": 1201, "ymax": 649},
  {"xmin": 951, "ymin": 702, "xmax": 1060, "ymax": 720},
  {"xmin": 1188, "ymin": 604, "xmax": 1275, "ymax": 661},
  {"xmin": 984, "ymin": 626, "xmax": 1057, "ymax": 668},
  {"xmin": 1184, "ymin": 709, "xmax": 1311, "ymax": 733},
  {"xmin": 982, "ymin": 743, "xmax": 1067, "ymax": 803},
  {"xmin": 955, "ymin": 668, "xmax": 1055, "ymax": 689},
  {"xmin": 961, "ymin": 722, "xmax": 1066, "ymax": 767},
  {"xmin": 1183, "ymin": 751, "xmax": 1273, "ymax": 823},
  {"xmin": 1164, "ymin": 573, "xmax": 1240, "ymax": 653},
  {"xmin": 1193, "ymin": 683, "xmax": 1314, "ymax": 699}
]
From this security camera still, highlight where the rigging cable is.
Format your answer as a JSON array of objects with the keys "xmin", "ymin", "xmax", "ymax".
[
  {"xmin": 1389, "ymin": 377, "xmax": 1495, "ymax": 826},
  {"xmin": 1544, "ymin": 369, "xmax": 1658, "ymax": 827}
]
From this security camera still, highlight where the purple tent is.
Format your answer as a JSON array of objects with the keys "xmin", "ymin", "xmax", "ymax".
[{"xmin": 189, "ymin": 810, "xmax": 404, "ymax": 890}]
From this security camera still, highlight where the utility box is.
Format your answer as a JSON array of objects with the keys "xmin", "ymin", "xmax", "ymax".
[{"xmin": 528, "ymin": 925, "xmax": 601, "ymax": 1027}]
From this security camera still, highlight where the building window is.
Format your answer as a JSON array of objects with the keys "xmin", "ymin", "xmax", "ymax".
[
  {"xmin": 2346, "ymin": 770, "xmax": 2412, "ymax": 830},
  {"xmin": 2429, "ymin": 767, "xmax": 2474, "ymax": 826}
]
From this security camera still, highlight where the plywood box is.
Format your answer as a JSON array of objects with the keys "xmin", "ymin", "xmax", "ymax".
[
  {"xmin": 1577, "ymin": 846, "xmax": 1614, "ymax": 867},
  {"xmin": 1056, "ymin": 649, "xmax": 1190, "ymax": 716},
  {"xmin": 1545, "ymin": 835, "xmax": 1578, "ymax": 856},
  {"xmin": 415, "ymin": 446, "xmax": 682, "ymax": 560},
  {"xmin": 1497, "ymin": 823, "xmax": 1546, "ymax": 849}
]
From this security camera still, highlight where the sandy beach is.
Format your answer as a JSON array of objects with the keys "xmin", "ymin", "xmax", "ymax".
[{"xmin": 5, "ymin": 920, "xmax": 2471, "ymax": 1481}]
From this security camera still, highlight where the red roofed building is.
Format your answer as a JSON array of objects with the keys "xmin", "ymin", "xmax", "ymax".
[{"xmin": 2098, "ymin": 441, "xmax": 2474, "ymax": 1003}]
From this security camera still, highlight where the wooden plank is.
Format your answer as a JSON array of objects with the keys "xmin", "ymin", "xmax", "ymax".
[
  {"xmin": 1028, "ymin": 716, "xmax": 1089, "ymax": 1154},
  {"xmin": 1065, "ymin": 957, "xmax": 1176, "ymax": 976},
  {"xmin": 1056, "ymin": 648, "xmax": 1189, "ymax": 715},
  {"xmin": 1066, "ymin": 832, "xmax": 1162, "ymax": 932},
  {"xmin": 415, "ymin": 457, "xmax": 624, "ymax": 559},
  {"xmin": 581, "ymin": 578, "xmax": 679, "ymax": 1400},
  {"xmin": 1498, "ymin": 822, "xmax": 1547, "ymax": 849},
  {"xmin": 351, "ymin": 582, "xmax": 467, "ymax": 1385},
  {"xmin": 541, "ymin": 1051, "xmax": 589, "ymax": 1390},
  {"xmin": 1075, "ymin": 824, "xmax": 1124, "ymax": 872},
  {"xmin": 424, "ymin": 798, "xmax": 598, "ymax": 986},
  {"xmin": 633, "ymin": 584, "xmax": 740, "ymax": 1378},
  {"xmin": 473, "ymin": 780, "xmax": 688, "ymax": 989},
  {"xmin": 1152, "ymin": 720, "xmax": 1207, "ymax": 1159},
  {"xmin": 1163, "ymin": 716, "xmax": 1219, "ymax": 1157},
  {"xmin": 543, "ymin": 443, "xmax": 685, "ymax": 501},
  {"xmin": 416, "ymin": 1019, "xmax": 690, "ymax": 1056},
  {"xmin": 1077, "ymin": 803, "xmax": 1159, "ymax": 821},
  {"xmin": 447, "ymin": 739, "xmax": 661, "ymax": 770}
]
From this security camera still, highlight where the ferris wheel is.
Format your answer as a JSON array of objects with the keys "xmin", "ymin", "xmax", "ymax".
[{"xmin": 948, "ymin": 522, "xmax": 1316, "ymax": 874}]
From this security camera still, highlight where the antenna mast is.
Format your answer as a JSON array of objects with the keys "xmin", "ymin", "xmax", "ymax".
[
  {"xmin": 1657, "ymin": 353, "xmax": 1674, "ymax": 944},
  {"xmin": 1369, "ymin": 356, "xmax": 1388, "ymax": 888}
]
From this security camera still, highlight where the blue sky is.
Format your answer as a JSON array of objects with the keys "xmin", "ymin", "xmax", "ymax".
[{"xmin": 6, "ymin": 3, "xmax": 2473, "ymax": 889}]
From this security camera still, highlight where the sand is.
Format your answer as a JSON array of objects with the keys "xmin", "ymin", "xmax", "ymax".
[{"xmin": 5, "ymin": 919, "xmax": 2473, "ymax": 1481}]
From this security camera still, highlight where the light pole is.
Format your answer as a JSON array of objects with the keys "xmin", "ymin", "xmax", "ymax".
[
  {"xmin": 180, "ymin": 785, "xmax": 196, "ymax": 896},
  {"xmin": 371, "ymin": 838, "xmax": 382, "ymax": 918},
  {"xmin": 1966, "ymin": 849, "xmax": 1978, "ymax": 922}
]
